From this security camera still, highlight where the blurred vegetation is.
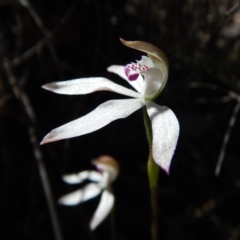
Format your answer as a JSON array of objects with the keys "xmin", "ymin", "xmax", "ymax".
[{"xmin": 1, "ymin": 0, "xmax": 240, "ymax": 239}]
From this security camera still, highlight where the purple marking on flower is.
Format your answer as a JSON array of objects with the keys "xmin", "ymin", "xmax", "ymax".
[
  {"xmin": 124, "ymin": 62, "xmax": 149, "ymax": 81},
  {"xmin": 129, "ymin": 73, "xmax": 139, "ymax": 81}
]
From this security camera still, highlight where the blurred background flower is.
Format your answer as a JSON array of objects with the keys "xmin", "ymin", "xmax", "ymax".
[{"xmin": 59, "ymin": 155, "xmax": 119, "ymax": 231}]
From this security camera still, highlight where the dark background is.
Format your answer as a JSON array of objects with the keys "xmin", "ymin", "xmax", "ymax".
[{"xmin": 1, "ymin": 0, "xmax": 240, "ymax": 239}]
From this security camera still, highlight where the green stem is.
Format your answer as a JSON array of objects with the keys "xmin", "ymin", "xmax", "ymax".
[
  {"xmin": 143, "ymin": 106, "xmax": 159, "ymax": 240},
  {"xmin": 110, "ymin": 186, "xmax": 117, "ymax": 240}
]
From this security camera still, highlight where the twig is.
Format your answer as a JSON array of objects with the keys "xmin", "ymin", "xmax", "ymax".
[
  {"xmin": 196, "ymin": 96, "xmax": 233, "ymax": 104},
  {"xmin": 14, "ymin": 9, "xmax": 24, "ymax": 58},
  {"xmin": 12, "ymin": 0, "xmax": 77, "ymax": 67},
  {"xmin": 18, "ymin": 0, "xmax": 63, "ymax": 78},
  {"xmin": 3, "ymin": 58, "xmax": 64, "ymax": 240},
  {"xmin": 225, "ymin": 0, "xmax": 240, "ymax": 18},
  {"xmin": 188, "ymin": 82, "xmax": 240, "ymax": 176},
  {"xmin": 12, "ymin": 36, "xmax": 49, "ymax": 67},
  {"xmin": 206, "ymin": 0, "xmax": 240, "ymax": 52},
  {"xmin": 215, "ymin": 102, "xmax": 240, "ymax": 176},
  {"xmin": 217, "ymin": 0, "xmax": 240, "ymax": 34}
]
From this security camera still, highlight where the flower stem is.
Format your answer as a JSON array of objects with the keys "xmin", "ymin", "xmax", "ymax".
[
  {"xmin": 143, "ymin": 106, "xmax": 159, "ymax": 240},
  {"xmin": 110, "ymin": 186, "xmax": 117, "ymax": 240},
  {"xmin": 148, "ymin": 154, "xmax": 159, "ymax": 240}
]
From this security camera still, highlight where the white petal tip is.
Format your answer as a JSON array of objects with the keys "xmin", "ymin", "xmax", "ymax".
[
  {"xmin": 158, "ymin": 161, "xmax": 171, "ymax": 174},
  {"xmin": 163, "ymin": 166, "xmax": 170, "ymax": 175},
  {"xmin": 62, "ymin": 174, "xmax": 80, "ymax": 184},
  {"xmin": 153, "ymin": 158, "xmax": 170, "ymax": 175},
  {"xmin": 42, "ymin": 82, "xmax": 57, "ymax": 91},
  {"xmin": 40, "ymin": 129, "xmax": 67, "ymax": 145},
  {"xmin": 90, "ymin": 223, "xmax": 96, "ymax": 231},
  {"xmin": 58, "ymin": 197, "xmax": 65, "ymax": 205},
  {"xmin": 40, "ymin": 132, "xmax": 57, "ymax": 145},
  {"xmin": 40, "ymin": 139, "xmax": 47, "ymax": 145},
  {"xmin": 58, "ymin": 196, "xmax": 77, "ymax": 206},
  {"xmin": 89, "ymin": 217, "xmax": 101, "ymax": 231},
  {"xmin": 89, "ymin": 190, "xmax": 114, "ymax": 231},
  {"xmin": 106, "ymin": 66, "xmax": 113, "ymax": 72}
]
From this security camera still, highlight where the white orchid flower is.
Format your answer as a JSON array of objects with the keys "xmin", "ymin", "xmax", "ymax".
[
  {"xmin": 59, "ymin": 156, "xmax": 119, "ymax": 231},
  {"xmin": 40, "ymin": 39, "xmax": 179, "ymax": 173}
]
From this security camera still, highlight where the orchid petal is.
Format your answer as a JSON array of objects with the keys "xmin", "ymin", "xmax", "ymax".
[
  {"xmin": 58, "ymin": 183, "xmax": 102, "ymax": 206},
  {"xmin": 41, "ymin": 99, "xmax": 145, "ymax": 144},
  {"xmin": 90, "ymin": 189, "xmax": 114, "ymax": 230},
  {"xmin": 146, "ymin": 102, "xmax": 179, "ymax": 173},
  {"xmin": 137, "ymin": 55, "xmax": 154, "ymax": 68},
  {"xmin": 142, "ymin": 68, "xmax": 163, "ymax": 99},
  {"xmin": 107, "ymin": 65, "xmax": 143, "ymax": 94},
  {"xmin": 63, "ymin": 171, "xmax": 103, "ymax": 184},
  {"xmin": 42, "ymin": 77, "xmax": 141, "ymax": 98}
]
